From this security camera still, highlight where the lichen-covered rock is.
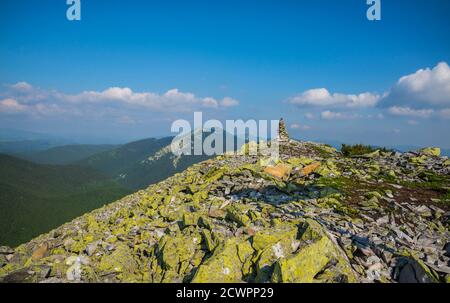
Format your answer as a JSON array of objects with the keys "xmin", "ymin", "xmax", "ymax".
[
  {"xmin": 272, "ymin": 236, "xmax": 332, "ymax": 283},
  {"xmin": 201, "ymin": 229, "xmax": 216, "ymax": 252},
  {"xmin": 252, "ymin": 223, "xmax": 298, "ymax": 251},
  {"xmin": 183, "ymin": 212, "xmax": 199, "ymax": 227},
  {"xmin": 272, "ymin": 220, "xmax": 356, "ymax": 283},
  {"xmin": 410, "ymin": 155, "xmax": 428, "ymax": 165},
  {"xmin": 97, "ymin": 243, "xmax": 139, "ymax": 282},
  {"xmin": 316, "ymin": 160, "xmax": 340, "ymax": 177},
  {"xmin": 226, "ymin": 205, "xmax": 251, "ymax": 227},
  {"xmin": 158, "ymin": 229, "xmax": 201, "ymax": 273},
  {"xmin": 192, "ymin": 238, "xmax": 249, "ymax": 283},
  {"xmin": 252, "ymin": 222, "xmax": 300, "ymax": 282},
  {"xmin": 420, "ymin": 147, "xmax": 441, "ymax": 157}
]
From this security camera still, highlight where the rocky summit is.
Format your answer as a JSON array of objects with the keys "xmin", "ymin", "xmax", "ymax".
[{"xmin": 0, "ymin": 136, "xmax": 449, "ymax": 283}]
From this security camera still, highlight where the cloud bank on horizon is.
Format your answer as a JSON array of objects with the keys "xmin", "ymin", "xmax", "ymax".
[
  {"xmin": 0, "ymin": 84, "xmax": 239, "ymax": 118},
  {"xmin": 289, "ymin": 62, "xmax": 450, "ymax": 121}
]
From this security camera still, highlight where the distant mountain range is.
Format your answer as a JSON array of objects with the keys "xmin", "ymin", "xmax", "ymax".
[
  {"xmin": 20, "ymin": 144, "xmax": 119, "ymax": 165},
  {"xmin": 0, "ymin": 140, "xmax": 71, "ymax": 155},
  {"xmin": 0, "ymin": 128, "xmax": 67, "ymax": 142},
  {"xmin": 0, "ymin": 129, "xmax": 139, "ymax": 157}
]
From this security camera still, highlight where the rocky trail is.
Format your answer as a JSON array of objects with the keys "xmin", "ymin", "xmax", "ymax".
[{"xmin": 1, "ymin": 130, "xmax": 449, "ymax": 283}]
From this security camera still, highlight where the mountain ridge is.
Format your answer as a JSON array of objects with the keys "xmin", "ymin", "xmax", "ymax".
[
  {"xmin": 0, "ymin": 136, "xmax": 448, "ymax": 283},
  {"xmin": 19, "ymin": 144, "xmax": 119, "ymax": 165}
]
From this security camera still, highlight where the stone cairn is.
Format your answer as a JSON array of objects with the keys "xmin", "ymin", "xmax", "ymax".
[{"xmin": 278, "ymin": 118, "xmax": 289, "ymax": 142}]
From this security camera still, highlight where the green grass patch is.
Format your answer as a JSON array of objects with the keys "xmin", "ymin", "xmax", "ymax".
[
  {"xmin": 402, "ymin": 172, "xmax": 449, "ymax": 190},
  {"xmin": 401, "ymin": 171, "xmax": 450, "ymax": 205}
]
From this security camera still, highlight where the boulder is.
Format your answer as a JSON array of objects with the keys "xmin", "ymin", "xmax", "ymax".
[
  {"xmin": 97, "ymin": 244, "xmax": 139, "ymax": 281},
  {"xmin": 420, "ymin": 147, "xmax": 441, "ymax": 157},
  {"xmin": 300, "ymin": 162, "xmax": 321, "ymax": 177},
  {"xmin": 226, "ymin": 205, "xmax": 251, "ymax": 227},
  {"xmin": 396, "ymin": 256, "xmax": 439, "ymax": 283},
  {"xmin": 159, "ymin": 233, "xmax": 200, "ymax": 271},
  {"xmin": 272, "ymin": 219, "xmax": 357, "ymax": 283},
  {"xmin": 264, "ymin": 163, "xmax": 292, "ymax": 180},
  {"xmin": 31, "ymin": 243, "xmax": 49, "ymax": 261},
  {"xmin": 0, "ymin": 247, "xmax": 14, "ymax": 255},
  {"xmin": 272, "ymin": 236, "xmax": 332, "ymax": 283},
  {"xmin": 252, "ymin": 223, "xmax": 300, "ymax": 282},
  {"xmin": 192, "ymin": 238, "xmax": 250, "ymax": 283},
  {"xmin": 182, "ymin": 212, "xmax": 199, "ymax": 227}
]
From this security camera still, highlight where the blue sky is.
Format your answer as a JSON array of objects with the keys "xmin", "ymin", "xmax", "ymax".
[{"xmin": 0, "ymin": 0, "xmax": 449, "ymax": 147}]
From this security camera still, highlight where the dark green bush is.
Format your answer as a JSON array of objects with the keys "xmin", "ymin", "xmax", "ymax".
[{"xmin": 341, "ymin": 144, "xmax": 392, "ymax": 157}]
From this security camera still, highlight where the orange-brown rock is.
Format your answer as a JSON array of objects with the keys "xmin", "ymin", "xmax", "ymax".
[
  {"xmin": 31, "ymin": 243, "xmax": 49, "ymax": 261},
  {"xmin": 209, "ymin": 208, "xmax": 226, "ymax": 219},
  {"xmin": 300, "ymin": 162, "xmax": 321, "ymax": 176},
  {"xmin": 264, "ymin": 163, "xmax": 292, "ymax": 180},
  {"xmin": 244, "ymin": 227, "xmax": 256, "ymax": 236}
]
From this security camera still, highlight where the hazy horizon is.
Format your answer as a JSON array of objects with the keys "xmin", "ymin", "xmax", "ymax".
[{"xmin": 2, "ymin": 126, "xmax": 450, "ymax": 153}]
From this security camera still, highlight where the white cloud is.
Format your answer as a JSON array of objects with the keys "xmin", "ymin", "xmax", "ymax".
[
  {"xmin": 388, "ymin": 106, "xmax": 434, "ymax": 118},
  {"xmin": 0, "ymin": 97, "xmax": 66, "ymax": 116},
  {"xmin": 61, "ymin": 87, "xmax": 239, "ymax": 111},
  {"xmin": 380, "ymin": 62, "xmax": 450, "ymax": 108},
  {"xmin": 0, "ymin": 98, "xmax": 28, "ymax": 113},
  {"xmin": 11, "ymin": 81, "xmax": 33, "ymax": 91},
  {"xmin": 321, "ymin": 110, "xmax": 361, "ymax": 120},
  {"xmin": 202, "ymin": 97, "xmax": 219, "ymax": 108},
  {"xmin": 290, "ymin": 123, "xmax": 311, "ymax": 130},
  {"xmin": 289, "ymin": 88, "xmax": 380, "ymax": 108},
  {"xmin": 1, "ymin": 83, "xmax": 240, "ymax": 117},
  {"xmin": 65, "ymin": 87, "xmax": 239, "ymax": 112},
  {"xmin": 220, "ymin": 97, "xmax": 239, "ymax": 107},
  {"xmin": 289, "ymin": 62, "xmax": 450, "ymax": 122},
  {"xmin": 407, "ymin": 120, "xmax": 418, "ymax": 125}
]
